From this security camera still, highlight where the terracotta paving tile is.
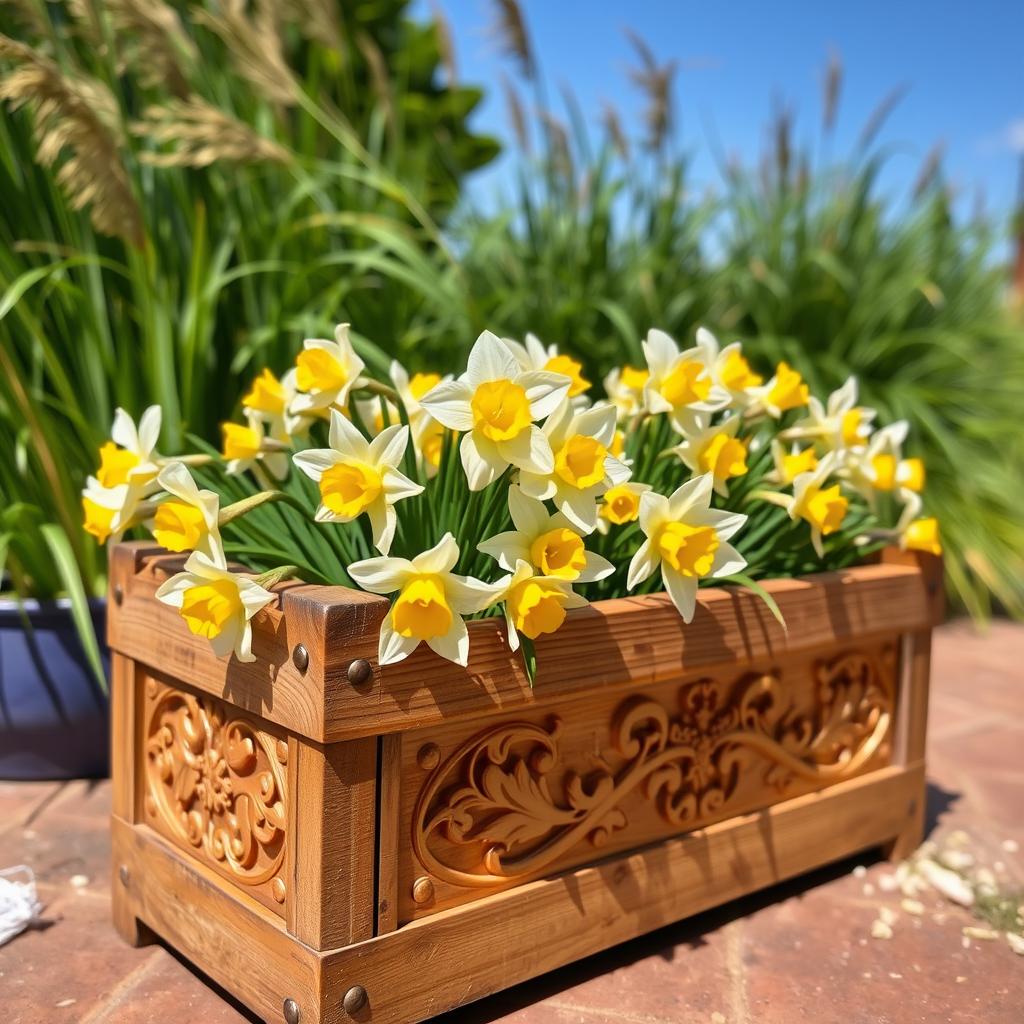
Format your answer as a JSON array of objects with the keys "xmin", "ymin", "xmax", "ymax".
[{"xmin": 3, "ymin": 619, "xmax": 1023, "ymax": 1024}]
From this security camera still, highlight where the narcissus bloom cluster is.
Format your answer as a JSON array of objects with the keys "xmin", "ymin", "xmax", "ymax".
[{"xmin": 83, "ymin": 325, "xmax": 940, "ymax": 675}]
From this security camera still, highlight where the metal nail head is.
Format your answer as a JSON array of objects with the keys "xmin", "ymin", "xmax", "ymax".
[
  {"xmin": 292, "ymin": 644, "xmax": 309, "ymax": 673},
  {"xmin": 343, "ymin": 986, "xmax": 368, "ymax": 1016},
  {"xmin": 283, "ymin": 997, "xmax": 301, "ymax": 1024},
  {"xmin": 347, "ymin": 659, "xmax": 373, "ymax": 688}
]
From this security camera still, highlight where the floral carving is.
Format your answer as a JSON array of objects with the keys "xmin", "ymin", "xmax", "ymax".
[
  {"xmin": 413, "ymin": 649, "xmax": 893, "ymax": 889},
  {"xmin": 143, "ymin": 683, "xmax": 287, "ymax": 906}
]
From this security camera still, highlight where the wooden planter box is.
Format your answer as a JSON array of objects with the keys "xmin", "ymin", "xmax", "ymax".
[{"xmin": 108, "ymin": 541, "xmax": 941, "ymax": 1024}]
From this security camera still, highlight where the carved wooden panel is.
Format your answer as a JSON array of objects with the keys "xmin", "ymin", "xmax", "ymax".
[
  {"xmin": 140, "ymin": 672, "xmax": 288, "ymax": 916},
  {"xmin": 398, "ymin": 641, "xmax": 897, "ymax": 922}
]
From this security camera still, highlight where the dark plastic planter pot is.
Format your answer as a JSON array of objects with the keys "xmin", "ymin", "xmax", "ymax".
[{"xmin": 0, "ymin": 597, "xmax": 110, "ymax": 779}]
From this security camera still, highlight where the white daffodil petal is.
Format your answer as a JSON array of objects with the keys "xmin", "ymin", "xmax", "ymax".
[
  {"xmin": 369, "ymin": 424, "xmax": 409, "ymax": 468},
  {"xmin": 210, "ymin": 624, "xmax": 241, "ymax": 661},
  {"xmin": 517, "ymin": 471, "xmax": 557, "ymax": 502},
  {"xmin": 447, "ymin": 573, "xmax": 505, "ymax": 615},
  {"xmin": 638, "ymin": 491, "xmax": 670, "ymax": 535},
  {"xmin": 110, "ymin": 408, "xmax": 139, "ymax": 452},
  {"xmin": 574, "ymin": 404, "xmax": 617, "ymax": 446},
  {"xmin": 418, "ymin": 379, "xmax": 474, "ymax": 431},
  {"xmin": 367, "ymin": 499, "xmax": 397, "ymax": 555},
  {"xmin": 693, "ymin": 508, "xmax": 747, "ymax": 542},
  {"xmin": 518, "ymin": 371, "xmax": 572, "ymax": 420},
  {"xmin": 348, "ymin": 557, "xmax": 410, "ymax": 594},
  {"xmin": 381, "ymin": 467, "xmax": 425, "ymax": 502},
  {"xmin": 328, "ymin": 408, "xmax": 371, "ymax": 457},
  {"xmin": 663, "ymin": 569, "xmax": 699, "ymax": 623},
  {"xmin": 627, "ymin": 539, "xmax": 657, "ymax": 590},
  {"xmin": 668, "ymin": 473, "xmax": 714, "ymax": 520},
  {"xmin": 466, "ymin": 330, "xmax": 519, "ymax": 386},
  {"xmin": 378, "ymin": 615, "xmax": 420, "ymax": 665},
  {"xmin": 426, "ymin": 615, "xmax": 470, "ymax": 667},
  {"xmin": 412, "ymin": 533, "xmax": 460, "ymax": 575},
  {"xmin": 710, "ymin": 542, "xmax": 747, "ymax": 580},
  {"xmin": 461, "ymin": 431, "xmax": 505, "ymax": 491},
  {"xmin": 503, "ymin": 606, "xmax": 521, "ymax": 652},
  {"xmin": 557, "ymin": 487, "xmax": 598, "ymax": 534},
  {"xmin": 292, "ymin": 448, "xmax": 340, "ymax": 481},
  {"xmin": 154, "ymin": 571, "xmax": 195, "ymax": 605},
  {"xmin": 604, "ymin": 455, "xmax": 631, "ymax": 486},
  {"xmin": 507, "ymin": 484, "xmax": 550, "ymax": 536},
  {"xmin": 137, "ymin": 405, "xmax": 162, "ymax": 455},
  {"xmin": 498, "ymin": 423, "xmax": 554, "ymax": 475},
  {"xmin": 578, "ymin": 551, "xmax": 615, "ymax": 583},
  {"xmin": 477, "ymin": 532, "xmax": 530, "ymax": 572},
  {"xmin": 237, "ymin": 578, "xmax": 276, "ymax": 619}
]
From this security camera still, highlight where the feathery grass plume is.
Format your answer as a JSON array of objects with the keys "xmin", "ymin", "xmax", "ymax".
[
  {"xmin": 625, "ymin": 29, "xmax": 676, "ymax": 152},
  {"xmin": 194, "ymin": 0, "xmax": 296, "ymax": 107},
  {"xmin": 431, "ymin": 1, "xmax": 457, "ymax": 83},
  {"xmin": 0, "ymin": 33, "xmax": 143, "ymax": 245},
  {"xmin": 857, "ymin": 83, "xmax": 909, "ymax": 152},
  {"xmin": 540, "ymin": 111, "xmax": 572, "ymax": 182},
  {"xmin": 822, "ymin": 48, "xmax": 842, "ymax": 134},
  {"xmin": 0, "ymin": 0, "xmax": 52, "ymax": 43},
  {"xmin": 103, "ymin": 0, "xmax": 197, "ymax": 97},
  {"xmin": 601, "ymin": 101, "xmax": 629, "ymax": 159},
  {"xmin": 356, "ymin": 30, "xmax": 394, "ymax": 129},
  {"xmin": 489, "ymin": 0, "xmax": 535, "ymax": 79},
  {"xmin": 912, "ymin": 142, "xmax": 945, "ymax": 199},
  {"xmin": 131, "ymin": 96, "xmax": 292, "ymax": 167},
  {"xmin": 502, "ymin": 73, "xmax": 529, "ymax": 154},
  {"xmin": 278, "ymin": 0, "xmax": 341, "ymax": 50}
]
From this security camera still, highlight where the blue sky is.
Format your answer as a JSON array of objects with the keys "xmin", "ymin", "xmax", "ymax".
[{"xmin": 420, "ymin": 0, "xmax": 1024, "ymax": 222}]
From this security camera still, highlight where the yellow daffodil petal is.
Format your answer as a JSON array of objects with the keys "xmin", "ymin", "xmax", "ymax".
[
  {"xmin": 320, "ymin": 462, "xmax": 383, "ymax": 518},
  {"xmin": 782, "ymin": 447, "xmax": 817, "ymax": 482},
  {"xmin": 153, "ymin": 500, "xmax": 206, "ymax": 552},
  {"xmin": 656, "ymin": 522, "xmax": 720, "ymax": 578},
  {"xmin": 242, "ymin": 368, "xmax": 286, "ymax": 416},
  {"xmin": 802, "ymin": 484, "xmax": 848, "ymax": 535},
  {"xmin": 82, "ymin": 497, "xmax": 116, "ymax": 543},
  {"xmin": 610, "ymin": 429, "xmax": 626, "ymax": 458},
  {"xmin": 544, "ymin": 354, "xmax": 591, "ymax": 397},
  {"xmin": 698, "ymin": 433, "xmax": 749, "ymax": 482},
  {"xmin": 529, "ymin": 528, "xmax": 586, "ymax": 580},
  {"xmin": 409, "ymin": 372, "xmax": 442, "ymax": 400},
  {"xmin": 392, "ymin": 576, "xmax": 452, "ymax": 639},
  {"xmin": 509, "ymin": 578, "xmax": 568, "ymax": 639},
  {"xmin": 841, "ymin": 409, "xmax": 864, "ymax": 447},
  {"xmin": 295, "ymin": 347, "xmax": 347, "ymax": 393},
  {"xmin": 600, "ymin": 485, "xmax": 642, "ymax": 525},
  {"xmin": 900, "ymin": 458, "xmax": 925, "ymax": 492},
  {"xmin": 179, "ymin": 579, "xmax": 242, "ymax": 640},
  {"xmin": 621, "ymin": 365, "xmax": 649, "ymax": 390},
  {"xmin": 470, "ymin": 378, "xmax": 532, "ymax": 442},
  {"xmin": 221, "ymin": 422, "xmax": 261, "ymax": 461},
  {"xmin": 554, "ymin": 434, "xmax": 608, "ymax": 489},
  {"xmin": 766, "ymin": 362, "xmax": 809, "ymax": 412},
  {"xmin": 660, "ymin": 359, "xmax": 711, "ymax": 407},
  {"xmin": 96, "ymin": 441, "xmax": 140, "ymax": 487},
  {"xmin": 721, "ymin": 351, "xmax": 763, "ymax": 390},
  {"xmin": 905, "ymin": 517, "xmax": 941, "ymax": 555}
]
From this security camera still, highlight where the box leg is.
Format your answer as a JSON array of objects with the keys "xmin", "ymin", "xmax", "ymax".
[
  {"xmin": 883, "ymin": 777, "xmax": 925, "ymax": 863},
  {"xmin": 112, "ymin": 877, "xmax": 155, "ymax": 948}
]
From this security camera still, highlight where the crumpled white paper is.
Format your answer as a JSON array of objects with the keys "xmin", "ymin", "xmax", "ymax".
[{"xmin": 0, "ymin": 865, "xmax": 42, "ymax": 946}]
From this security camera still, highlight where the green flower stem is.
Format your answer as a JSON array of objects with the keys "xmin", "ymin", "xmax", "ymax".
[
  {"xmin": 219, "ymin": 490, "xmax": 308, "ymax": 526},
  {"xmin": 253, "ymin": 565, "xmax": 301, "ymax": 589}
]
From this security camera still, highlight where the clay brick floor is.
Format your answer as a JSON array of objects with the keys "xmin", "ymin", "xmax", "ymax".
[{"xmin": 3, "ymin": 619, "xmax": 1023, "ymax": 1024}]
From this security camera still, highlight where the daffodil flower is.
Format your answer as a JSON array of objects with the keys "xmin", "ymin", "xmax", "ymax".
[
  {"xmin": 627, "ymin": 474, "xmax": 748, "ymax": 622},
  {"xmin": 841, "ymin": 421, "xmax": 925, "ymax": 499},
  {"xmin": 222, "ymin": 411, "xmax": 290, "ymax": 479},
  {"xmin": 491, "ymin": 559, "xmax": 588, "ymax": 651},
  {"xmin": 419, "ymin": 330, "xmax": 571, "ymax": 491},
  {"xmin": 504, "ymin": 333, "xmax": 591, "ymax": 398},
  {"xmin": 390, "ymin": 360, "xmax": 452, "ymax": 478},
  {"xmin": 758, "ymin": 452, "xmax": 850, "ymax": 557},
  {"xmin": 243, "ymin": 367, "xmax": 310, "ymax": 441},
  {"xmin": 786, "ymin": 377, "xmax": 876, "ymax": 452},
  {"xmin": 151, "ymin": 462, "xmax": 223, "ymax": 560},
  {"xmin": 290, "ymin": 323, "xmax": 366, "ymax": 416},
  {"xmin": 767, "ymin": 439, "xmax": 819, "ymax": 485},
  {"xmin": 641, "ymin": 328, "xmax": 729, "ymax": 434},
  {"xmin": 95, "ymin": 405, "xmax": 163, "ymax": 487},
  {"xmin": 750, "ymin": 361, "xmax": 811, "ymax": 419},
  {"xmin": 694, "ymin": 329, "xmax": 765, "ymax": 409},
  {"xmin": 292, "ymin": 410, "xmax": 423, "ymax": 555},
  {"xmin": 517, "ymin": 400, "xmax": 631, "ymax": 533},
  {"xmin": 596, "ymin": 481, "xmax": 652, "ymax": 533},
  {"xmin": 895, "ymin": 492, "xmax": 941, "ymax": 556},
  {"xmin": 670, "ymin": 414, "xmax": 750, "ymax": 497},
  {"xmin": 348, "ymin": 533, "xmax": 505, "ymax": 666},
  {"xmin": 81, "ymin": 476, "xmax": 153, "ymax": 545},
  {"xmin": 603, "ymin": 364, "xmax": 649, "ymax": 421},
  {"xmin": 478, "ymin": 485, "xmax": 613, "ymax": 582},
  {"xmin": 155, "ymin": 549, "xmax": 276, "ymax": 663}
]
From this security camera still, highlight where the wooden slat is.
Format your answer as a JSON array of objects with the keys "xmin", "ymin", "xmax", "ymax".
[
  {"xmin": 108, "ymin": 653, "xmax": 136, "ymax": 822},
  {"xmin": 375, "ymin": 732, "xmax": 403, "ymax": 935},
  {"xmin": 107, "ymin": 542, "xmax": 940, "ymax": 743},
  {"xmin": 287, "ymin": 737, "xmax": 378, "ymax": 950},
  {"xmin": 111, "ymin": 817, "xmax": 321, "ymax": 1023},
  {"xmin": 320, "ymin": 763, "xmax": 924, "ymax": 1024}
]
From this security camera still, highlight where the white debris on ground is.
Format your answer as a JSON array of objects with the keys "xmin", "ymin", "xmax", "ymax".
[{"xmin": 860, "ymin": 831, "xmax": 1024, "ymax": 957}]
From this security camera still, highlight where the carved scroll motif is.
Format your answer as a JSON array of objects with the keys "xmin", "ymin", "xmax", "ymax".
[
  {"xmin": 412, "ymin": 650, "xmax": 893, "ymax": 889},
  {"xmin": 143, "ymin": 682, "xmax": 288, "ymax": 906}
]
